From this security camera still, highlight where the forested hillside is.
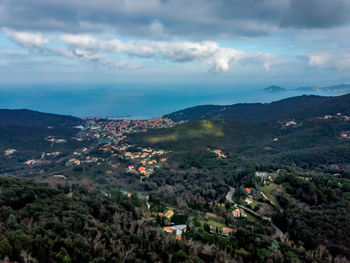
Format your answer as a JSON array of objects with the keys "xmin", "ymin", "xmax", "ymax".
[{"xmin": 165, "ymin": 93, "xmax": 350, "ymax": 122}]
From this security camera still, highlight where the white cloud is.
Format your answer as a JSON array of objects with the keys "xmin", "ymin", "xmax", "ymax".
[
  {"xmin": 4, "ymin": 29, "xmax": 282, "ymax": 72},
  {"xmin": 59, "ymin": 33, "xmax": 280, "ymax": 71},
  {"xmin": 4, "ymin": 28, "xmax": 49, "ymax": 48},
  {"xmin": 60, "ymin": 34, "xmax": 99, "ymax": 49},
  {"xmin": 308, "ymin": 52, "xmax": 350, "ymax": 70}
]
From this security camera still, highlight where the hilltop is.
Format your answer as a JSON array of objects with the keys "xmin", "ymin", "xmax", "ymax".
[
  {"xmin": 0, "ymin": 109, "xmax": 84, "ymax": 127},
  {"xmin": 165, "ymin": 93, "xmax": 350, "ymax": 122},
  {"xmin": 263, "ymin": 85, "xmax": 286, "ymax": 92},
  {"xmin": 0, "ymin": 109, "xmax": 91, "ymax": 175}
]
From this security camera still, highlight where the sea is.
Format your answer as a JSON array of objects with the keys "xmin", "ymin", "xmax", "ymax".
[{"xmin": 0, "ymin": 83, "xmax": 341, "ymax": 119}]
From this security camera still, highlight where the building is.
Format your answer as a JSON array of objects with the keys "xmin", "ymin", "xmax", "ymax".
[
  {"xmin": 164, "ymin": 210, "xmax": 174, "ymax": 219},
  {"xmin": 163, "ymin": 225, "xmax": 187, "ymax": 240},
  {"xmin": 232, "ymin": 208, "xmax": 246, "ymax": 218},
  {"xmin": 245, "ymin": 197, "xmax": 253, "ymax": 205},
  {"xmin": 222, "ymin": 227, "xmax": 233, "ymax": 236}
]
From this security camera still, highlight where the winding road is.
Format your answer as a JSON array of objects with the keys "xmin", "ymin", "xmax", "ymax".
[{"xmin": 226, "ymin": 186, "xmax": 286, "ymax": 242}]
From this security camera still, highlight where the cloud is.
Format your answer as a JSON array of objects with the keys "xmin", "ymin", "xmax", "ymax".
[
  {"xmin": 58, "ymin": 32, "xmax": 281, "ymax": 72},
  {"xmin": 281, "ymin": 0, "xmax": 350, "ymax": 28},
  {"xmin": 1, "ymin": 0, "xmax": 350, "ymax": 40},
  {"xmin": 150, "ymin": 20, "xmax": 164, "ymax": 35},
  {"xmin": 4, "ymin": 29, "xmax": 281, "ymax": 72},
  {"xmin": 308, "ymin": 52, "xmax": 350, "ymax": 70},
  {"xmin": 3, "ymin": 28, "xmax": 50, "ymax": 48}
]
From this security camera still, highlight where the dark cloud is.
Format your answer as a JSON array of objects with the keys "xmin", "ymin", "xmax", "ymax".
[
  {"xmin": 1, "ymin": 0, "xmax": 350, "ymax": 39},
  {"xmin": 281, "ymin": 0, "xmax": 350, "ymax": 28}
]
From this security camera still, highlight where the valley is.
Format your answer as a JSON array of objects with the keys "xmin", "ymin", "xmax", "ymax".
[{"xmin": 1, "ymin": 94, "xmax": 350, "ymax": 262}]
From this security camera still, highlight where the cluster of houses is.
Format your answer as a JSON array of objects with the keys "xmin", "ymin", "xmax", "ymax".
[
  {"xmin": 125, "ymin": 147, "xmax": 167, "ymax": 178},
  {"xmin": 321, "ymin": 113, "xmax": 350, "ymax": 121},
  {"xmin": 86, "ymin": 116, "xmax": 184, "ymax": 137}
]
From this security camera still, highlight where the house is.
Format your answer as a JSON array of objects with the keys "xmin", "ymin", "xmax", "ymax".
[
  {"xmin": 232, "ymin": 209, "xmax": 241, "ymax": 218},
  {"xmin": 163, "ymin": 226, "xmax": 173, "ymax": 233},
  {"xmin": 245, "ymin": 187, "xmax": 251, "ymax": 194},
  {"xmin": 163, "ymin": 225, "xmax": 187, "ymax": 240},
  {"xmin": 160, "ymin": 158, "xmax": 167, "ymax": 162},
  {"xmin": 4, "ymin": 149, "xmax": 17, "ymax": 156},
  {"xmin": 222, "ymin": 227, "xmax": 233, "ymax": 236},
  {"xmin": 164, "ymin": 210, "xmax": 174, "ymax": 219},
  {"xmin": 148, "ymin": 159, "xmax": 157, "ymax": 165},
  {"xmin": 138, "ymin": 166, "xmax": 146, "ymax": 173},
  {"xmin": 285, "ymin": 120, "xmax": 297, "ymax": 127},
  {"xmin": 214, "ymin": 149, "xmax": 227, "ymax": 158},
  {"xmin": 24, "ymin": 160, "xmax": 36, "ymax": 165},
  {"xmin": 232, "ymin": 208, "xmax": 246, "ymax": 218},
  {"xmin": 141, "ymin": 152, "xmax": 148, "ymax": 158},
  {"xmin": 245, "ymin": 197, "xmax": 253, "ymax": 205}
]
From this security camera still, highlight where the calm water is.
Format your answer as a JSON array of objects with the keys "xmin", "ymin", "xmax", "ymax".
[{"xmin": 0, "ymin": 83, "xmax": 340, "ymax": 119}]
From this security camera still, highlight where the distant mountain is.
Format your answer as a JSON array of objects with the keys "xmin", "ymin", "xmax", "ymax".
[
  {"xmin": 0, "ymin": 109, "xmax": 84, "ymax": 127},
  {"xmin": 322, "ymin": 84, "xmax": 350, "ymax": 93},
  {"xmin": 294, "ymin": 84, "xmax": 350, "ymax": 93},
  {"xmin": 263, "ymin": 85, "xmax": 286, "ymax": 92},
  {"xmin": 165, "ymin": 93, "xmax": 350, "ymax": 122}
]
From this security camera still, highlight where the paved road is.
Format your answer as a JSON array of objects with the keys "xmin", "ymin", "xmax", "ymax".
[{"xmin": 226, "ymin": 186, "xmax": 286, "ymax": 242}]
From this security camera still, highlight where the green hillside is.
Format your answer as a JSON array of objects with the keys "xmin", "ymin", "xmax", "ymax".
[
  {"xmin": 129, "ymin": 117, "xmax": 350, "ymax": 168},
  {"xmin": 165, "ymin": 93, "xmax": 350, "ymax": 122}
]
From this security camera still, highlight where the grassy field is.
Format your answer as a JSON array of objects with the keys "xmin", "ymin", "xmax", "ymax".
[
  {"xmin": 261, "ymin": 183, "xmax": 285, "ymax": 209},
  {"xmin": 145, "ymin": 120, "xmax": 224, "ymax": 144}
]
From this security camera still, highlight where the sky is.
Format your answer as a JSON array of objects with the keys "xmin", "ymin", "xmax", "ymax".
[{"xmin": 1, "ymin": 0, "xmax": 350, "ymax": 87}]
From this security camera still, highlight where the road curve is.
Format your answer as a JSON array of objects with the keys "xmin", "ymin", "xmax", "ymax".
[{"xmin": 226, "ymin": 186, "xmax": 286, "ymax": 242}]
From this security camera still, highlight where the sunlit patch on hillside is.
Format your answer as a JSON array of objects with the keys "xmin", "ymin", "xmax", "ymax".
[{"xmin": 145, "ymin": 120, "xmax": 224, "ymax": 143}]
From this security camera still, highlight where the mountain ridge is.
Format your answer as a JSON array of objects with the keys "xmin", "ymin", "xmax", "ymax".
[{"xmin": 165, "ymin": 93, "xmax": 350, "ymax": 122}]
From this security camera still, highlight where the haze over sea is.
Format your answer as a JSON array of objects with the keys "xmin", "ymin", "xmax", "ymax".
[{"xmin": 0, "ymin": 83, "xmax": 339, "ymax": 119}]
